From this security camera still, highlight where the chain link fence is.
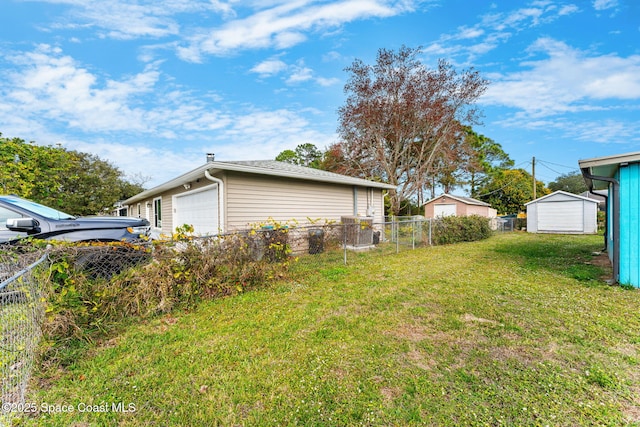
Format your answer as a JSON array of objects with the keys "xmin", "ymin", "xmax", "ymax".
[
  {"xmin": 263, "ymin": 216, "xmax": 512, "ymax": 263},
  {"xmin": 1, "ymin": 246, "xmax": 48, "ymax": 427},
  {"xmin": 0, "ymin": 216, "xmax": 512, "ymax": 424}
]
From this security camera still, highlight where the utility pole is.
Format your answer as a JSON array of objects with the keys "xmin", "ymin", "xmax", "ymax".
[{"xmin": 532, "ymin": 156, "xmax": 536, "ymax": 200}]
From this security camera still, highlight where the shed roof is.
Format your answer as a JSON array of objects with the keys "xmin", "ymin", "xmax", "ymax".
[
  {"xmin": 579, "ymin": 190, "xmax": 607, "ymax": 203},
  {"xmin": 424, "ymin": 194, "xmax": 490, "ymax": 207},
  {"xmin": 524, "ymin": 190, "xmax": 600, "ymax": 206},
  {"xmin": 123, "ymin": 160, "xmax": 396, "ymax": 205}
]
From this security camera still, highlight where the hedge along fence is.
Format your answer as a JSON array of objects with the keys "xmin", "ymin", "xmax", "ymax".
[
  {"xmin": 37, "ymin": 216, "xmax": 497, "ymax": 365},
  {"xmin": 40, "ymin": 228, "xmax": 293, "ymax": 365},
  {"xmin": 430, "ymin": 215, "xmax": 494, "ymax": 245}
]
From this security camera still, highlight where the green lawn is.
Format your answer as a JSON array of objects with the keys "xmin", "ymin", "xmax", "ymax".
[{"xmin": 20, "ymin": 233, "xmax": 640, "ymax": 426}]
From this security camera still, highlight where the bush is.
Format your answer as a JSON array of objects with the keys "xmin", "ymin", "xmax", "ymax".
[
  {"xmin": 39, "ymin": 233, "xmax": 291, "ymax": 365},
  {"xmin": 431, "ymin": 215, "xmax": 492, "ymax": 245}
]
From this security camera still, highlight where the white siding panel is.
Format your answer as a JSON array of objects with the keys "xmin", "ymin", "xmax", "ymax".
[
  {"xmin": 538, "ymin": 201, "xmax": 583, "ymax": 232},
  {"xmin": 526, "ymin": 203, "xmax": 538, "ymax": 232},
  {"xmin": 173, "ymin": 185, "xmax": 219, "ymax": 235},
  {"xmin": 434, "ymin": 204, "xmax": 457, "ymax": 217},
  {"xmin": 583, "ymin": 201, "xmax": 598, "ymax": 233}
]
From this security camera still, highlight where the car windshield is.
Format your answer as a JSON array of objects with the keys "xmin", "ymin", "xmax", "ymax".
[{"xmin": 3, "ymin": 197, "xmax": 76, "ymax": 220}]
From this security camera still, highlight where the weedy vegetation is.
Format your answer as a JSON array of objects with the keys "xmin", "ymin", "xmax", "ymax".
[{"xmin": 18, "ymin": 232, "xmax": 640, "ymax": 426}]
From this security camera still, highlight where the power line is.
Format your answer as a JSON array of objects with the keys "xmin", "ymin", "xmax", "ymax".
[
  {"xmin": 537, "ymin": 161, "xmax": 566, "ymax": 176},
  {"xmin": 474, "ymin": 173, "xmax": 526, "ymax": 198},
  {"xmin": 535, "ymin": 159, "xmax": 579, "ymax": 170}
]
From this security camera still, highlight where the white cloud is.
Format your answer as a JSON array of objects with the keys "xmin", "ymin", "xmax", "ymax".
[
  {"xmin": 180, "ymin": 0, "xmax": 413, "ymax": 58},
  {"xmin": 0, "ymin": 45, "xmax": 337, "ymax": 185},
  {"xmin": 286, "ymin": 63, "xmax": 314, "ymax": 84},
  {"xmin": 68, "ymin": 139, "xmax": 204, "ymax": 186},
  {"xmin": 593, "ymin": 0, "xmax": 618, "ymax": 11},
  {"xmin": 424, "ymin": 2, "xmax": 581, "ymax": 64},
  {"xmin": 481, "ymin": 38, "xmax": 640, "ymax": 117},
  {"xmin": 19, "ymin": 0, "xmax": 417, "ymax": 61},
  {"xmin": 4, "ymin": 44, "xmax": 157, "ymax": 132},
  {"xmin": 573, "ymin": 119, "xmax": 639, "ymax": 143},
  {"xmin": 316, "ymin": 76, "xmax": 341, "ymax": 86},
  {"xmin": 557, "ymin": 4, "xmax": 579, "ymax": 15},
  {"xmin": 214, "ymin": 109, "xmax": 336, "ymax": 160},
  {"xmin": 250, "ymin": 58, "xmax": 288, "ymax": 76},
  {"xmin": 0, "ymin": 45, "xmax": 237, "ymax": 140},
  {"xmin": 250, "ymin": 57, "xmax": 341, "ymax": 87},
  {"xmin": 35, "ymin": 0, "xmax": 234, "ymax": 40}
]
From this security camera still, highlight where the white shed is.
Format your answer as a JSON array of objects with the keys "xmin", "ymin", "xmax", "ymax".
[{"xmin": 525, "ymin": 191, "xmax": 599, "ymax": 234}]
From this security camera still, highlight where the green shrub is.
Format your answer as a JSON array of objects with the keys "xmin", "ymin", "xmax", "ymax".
[
  {"xmin": 431, "ymin": 215, "xmax": 492, "ymax": 245},
  {"xmin": 39, "ymin": 233, "xmax": 291, "ymax": 365}
]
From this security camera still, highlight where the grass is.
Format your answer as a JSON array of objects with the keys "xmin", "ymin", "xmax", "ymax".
[{"xmin": 19, "ymin": 233, "xmax": 640, "ymax": 426}]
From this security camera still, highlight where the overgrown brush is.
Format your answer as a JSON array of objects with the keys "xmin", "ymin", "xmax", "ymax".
[
  {"xmin": 39, "ymin": 228, "xmax": 291, "ymax": 365},
  {"xmin": 431, "ymin": 215, "xmax": 493, "ymax": 245}
]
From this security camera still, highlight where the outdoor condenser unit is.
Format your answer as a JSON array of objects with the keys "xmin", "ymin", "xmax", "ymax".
[{"xmin": 341, "ymin": 216, "xmax": 374, "ymax": 248}]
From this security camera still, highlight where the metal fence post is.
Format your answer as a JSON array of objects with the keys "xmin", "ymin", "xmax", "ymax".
[{"xmin": 343, "ymin": 223, "xmax": 347, "ymax": 265}]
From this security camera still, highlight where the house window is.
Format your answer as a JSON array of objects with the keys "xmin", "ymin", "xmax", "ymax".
[
  {"xmin": 153, "ymin": 197, "xmax": 162, "ymax": 228},
  {"xmin": 137, "ymin": 203, "xmax": 141, "ymax": 217}
]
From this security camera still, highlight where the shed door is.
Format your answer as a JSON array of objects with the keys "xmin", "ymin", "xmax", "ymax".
[
  {"xmin": 538, "ymin": 201, "xmax": 583, "ymax": 232},
  {"xmin": 434, "ymin": 204, "xmax": 456, "ymax": 217},
  {"xmin": 174, "ymin": 186, "xmax": 219, "ymax": 235}
]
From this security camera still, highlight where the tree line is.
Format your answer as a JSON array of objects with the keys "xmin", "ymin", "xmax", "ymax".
[{"xmin": 0, "ymin": 133, "xmax": 145, "ymax": 216}]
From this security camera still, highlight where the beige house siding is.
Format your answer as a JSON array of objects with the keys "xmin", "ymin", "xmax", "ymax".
[
  {"xmin": 129, "ymin": 178, "xmax": 217, "ymax": 236},
  {"xmin": 128, "ymin": 170, "xmax": 387, "ymax": 235},
  {"xmin": 225, "ymin": 172, "xmax": 384, "ymax": 230}
]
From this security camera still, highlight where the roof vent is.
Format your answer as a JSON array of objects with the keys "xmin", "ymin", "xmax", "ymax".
[{"xmin": 206, "ymin": 153, "xmax": 215, "ymax": 162}]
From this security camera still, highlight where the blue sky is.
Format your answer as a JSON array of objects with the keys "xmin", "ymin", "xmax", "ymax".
[{"xmin": 1, "ymin": 0, "xmax": 639, "ymax": 189}]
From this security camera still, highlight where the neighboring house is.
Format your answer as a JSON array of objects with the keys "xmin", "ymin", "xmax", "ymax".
[
  {"xmin": 122, "ymin": 157, "xmax": 396, "ymax": 237},
  {"xmin": 423, "ymin": 194, "xmax": 497, "ymax": 218},
  {"xmin": 579, "ymin": 190, "xmax": 607, "ymax": 211},
  {"xmin": 579, "ymin": 151, "xmax": 640, "ymax": 288},
  {"xmin": 524, "ymin": 191, "xmax": 598, "ymax": 234}
]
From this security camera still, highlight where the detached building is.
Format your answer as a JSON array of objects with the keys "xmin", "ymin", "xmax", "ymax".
[
  {"xmin": 423, "ymin": 194, "xmax": 497, "ymax": 219},
  {"xmin": 525, "ymin": 191, "xmax": 598, "ymax": 234},
  {"xmin": 580, "ymin": 151, "xmax": 640, "ymax": 288}
]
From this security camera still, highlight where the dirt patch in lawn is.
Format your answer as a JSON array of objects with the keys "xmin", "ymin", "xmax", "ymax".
[{"xmin": 587, "ymin": 251, "xmax": 613, "ymax": 282}]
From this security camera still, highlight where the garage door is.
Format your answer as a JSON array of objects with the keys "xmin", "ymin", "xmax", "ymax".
[
  {"xmin": 174, "ymin": 186, "xmax": 219, "ymax": 235},
  {"xmin": 434, "ymin": 204, "xmax": 456, "ymax": 217},
  {"xmin": 538, "ymin": 201, "xmax": 583, "ymax": 232}
]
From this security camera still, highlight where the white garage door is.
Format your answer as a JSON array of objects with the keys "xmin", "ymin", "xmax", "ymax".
[
  {"xmin": 174, "ymin": 185, "xmax": 219, "ymax": 235},
  {"xmin": 538, "ymin": 201, "xmax": 583, "ymax": 232},
  {"xmin": 434, "ymin": 204, "xmax": 457, "ymax": 217}
]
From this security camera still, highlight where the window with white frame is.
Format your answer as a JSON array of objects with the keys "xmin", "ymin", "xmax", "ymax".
[{"xmin": 153, "ymin": 197, "xmax": 162, "ymax": 228}]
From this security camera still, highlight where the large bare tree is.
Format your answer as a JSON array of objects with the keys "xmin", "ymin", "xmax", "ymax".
[{"xmin": 336, "ymin": 46, "xmax": 488, "ymax": 215}]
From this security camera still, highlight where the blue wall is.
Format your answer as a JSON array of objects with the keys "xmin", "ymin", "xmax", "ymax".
[{"xmin": 619, "ymin": 163, "xmax": 640, "ymax": 287}]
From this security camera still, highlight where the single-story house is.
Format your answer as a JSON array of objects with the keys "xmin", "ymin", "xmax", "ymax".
[
  {"xmin": 579, "ymin": 190, "xmax": 607, "ymax": 211},
  {"xmin": 579, "ymin": 151, "xmax": 640, "ymax": 288},
  {"xmin": 122, "ymin": 157, "xmax": 396, "ymax": 237},
  {"xmin": 524, "ymin": 190, "xmax": 598, "ymax": 234},
  {"xmin": 423, "ymin": 194, "xmax": 497, "ymax": 219}
]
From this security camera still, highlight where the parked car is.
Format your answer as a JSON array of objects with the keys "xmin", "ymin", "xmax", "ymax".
[{"xmin": 0, "ymin": 195, "xmax": 150, "ymax": 243}]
